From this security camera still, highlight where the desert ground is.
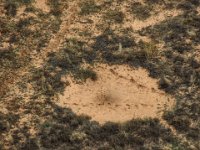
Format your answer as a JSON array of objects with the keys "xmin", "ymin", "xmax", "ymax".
[{"xmin": 0, "ymin": 0, "xmax": 200, "ymax": 149}]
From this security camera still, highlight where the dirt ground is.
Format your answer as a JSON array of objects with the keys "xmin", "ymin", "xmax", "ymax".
[
  {"xmin": 33, "ymin": 0, "xmax": 50, "ymax": 13},
  {"xmin": 58, "ymin": 63, "xmax": 174, "ymax": 123}
]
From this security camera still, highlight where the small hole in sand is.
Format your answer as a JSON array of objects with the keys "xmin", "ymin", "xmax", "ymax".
[{"xmin": 57, "ymin": 64, "xmax": 174, "ymax": 124}]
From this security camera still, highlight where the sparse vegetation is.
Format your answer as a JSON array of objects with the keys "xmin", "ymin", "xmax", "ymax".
[
  {"xmin": 131, "ymin": 2, "xmax": 152, "ymax": 20},
  {"xmin": 47, "ymin": 0, "xmax": 64, "ymax": 16},
  {"xmin": 75, "ymin": 68, "xmax": 97, "ymax": 81},
  {"xmin": 4, "ymin": 0, "xmax": 34, "ymax": 16},
  {"xmin": 138, "ymin": 40, "xmax": 159, "ymax": 59},
  {"xmin": 0, "ymin": 0, "xmax": 200, "ymax": 149},
  {"xmin": 79, "ymin": 0, "xmax": 100, "ymax": 15},
  {"xmin": 4, "ymin": 1, "xmax": 17, "ymax": 16},
  {"xmin": 104, "ymin": 10, "xmax": 124, "ymax": 23}
]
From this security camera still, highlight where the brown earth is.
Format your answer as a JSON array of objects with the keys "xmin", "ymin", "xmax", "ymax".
[
  {"xmin": 58, "ymin": 63, "xmax": 174, "ymax": 124},
  {"xmin": 33, "ymin": 0, "xmax": 50, "ymax": 13}
]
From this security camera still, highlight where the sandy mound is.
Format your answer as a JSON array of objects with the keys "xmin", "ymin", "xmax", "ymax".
[{"xmin": 57, "ymin": 64, "xmax": 174, "ymax": 124}]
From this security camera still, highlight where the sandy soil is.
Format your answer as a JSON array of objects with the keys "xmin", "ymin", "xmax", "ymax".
[
  {"xmin": 32, "ymin": 1, "xmax": 78, "ymax": 68},
  {"xmin": 58, "ymin": 64, "xmax": 174, "ymax": 124},
  {"xmin": 34, "ymin": 0, "xmax": 50, "ymax": 13},
  {"xmin": 128, "ymin": 9, "xmax": 181, "ymax": 31}
]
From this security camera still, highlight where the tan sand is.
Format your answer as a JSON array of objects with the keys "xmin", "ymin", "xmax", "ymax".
[
  {"xmin": 57, "ymin": 64, "xmax": 174, "ymax": 124},
  {"xmin": 34, "ymin": 0, "xmax": 50, "ymax": 13},
  {"xmin": 126, "ymin": 9, "xmax": 182, "ymax": 31}
]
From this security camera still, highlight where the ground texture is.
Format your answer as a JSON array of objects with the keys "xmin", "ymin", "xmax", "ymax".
[{"xmin": 0, "ymin": 0, "xmax": 200, "ymax": 149}]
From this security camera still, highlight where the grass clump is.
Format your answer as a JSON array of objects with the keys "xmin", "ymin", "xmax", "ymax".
[
  {"xmin": 63, "ymin": 38, "xmax": 84, "ymax": 53},
  {"xmin": 38, "ymin": 113, "xmax": 183, "ymax": 150},
  {"xmin": 137, "ymin": 41, "xmax": 159, "ymax": 59},
  {"xmin": 0, "ymin": 49, "xmax": 21, "ymax": 69},
  {"xmin": 4, "ymin": 1, "xmax": 17, "ymax": 16},
  {"xmin": 163, "ymin": 111, "xmax": 191, "ymax": 132},
  {"xmin": 4, "ymin": 0, "xmax": 34, "ymax": 16},
  {"xmin": 16, "ymin": 0, "xmax": 33, "ymax": 5},
  {"xmin": 47, "ymin": 0, "xmax": 63, "ymax": 16},
  {"xmin": 74, "ymin": 68, "xmax": 97, "ymax": 82},
  {"xmin": 104, "ymin": 10, "xmax": 124, "ymax": 23},
  {"xmin": 131, "ymin": 2, "xmax": 152, "ymax": 20},
  {"xmin": 177, "ymin": 0, "xmax": 199, "ymax": 10},
  {"xmin": 30, "ymin": 68, "xmax": 66, "ymax": 96},
  {"xmin": 79, "ymin": 0, "xmax": 101, "ymax": 15},
  {"xmin": 144, "ymin": 0, "xmax": 162, "ymax": 4}
]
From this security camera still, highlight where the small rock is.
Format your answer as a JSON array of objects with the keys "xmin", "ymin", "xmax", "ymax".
[{"xmin": 79, "ymin": 18, "xmax": 93, "ymax": 24}]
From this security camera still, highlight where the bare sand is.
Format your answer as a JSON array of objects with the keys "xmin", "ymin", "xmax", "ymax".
[
  {"xmin": 34, "ymin": 0, "xmax": 50, "ymax": 13},
  {"xmin": 57, "ymin": 64, "xmax": 174, "ymax": 124}
]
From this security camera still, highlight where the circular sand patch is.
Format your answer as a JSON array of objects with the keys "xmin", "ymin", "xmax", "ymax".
[{"xmin": 57, "ymin": 64, "xmax": 174, "ymax": 124}]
